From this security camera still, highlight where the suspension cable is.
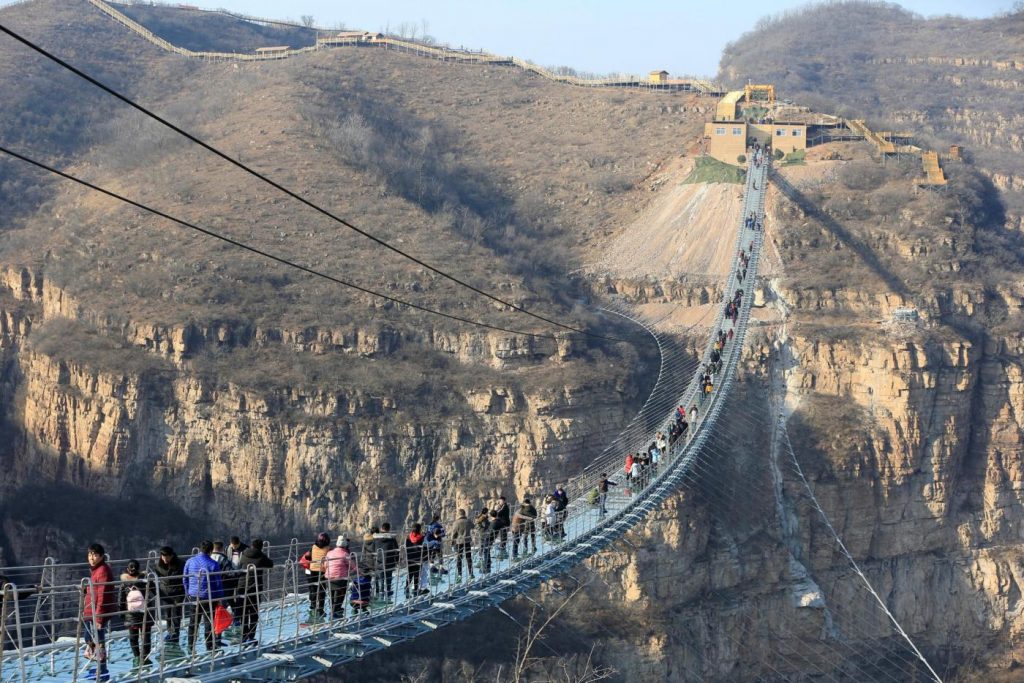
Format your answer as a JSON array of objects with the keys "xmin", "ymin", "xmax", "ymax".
[
  {"xmin": 0, "ymin": 22, "xmax": 624, "ymax": 343},
  {"xmin": 0, "ymin": 143, "xmax": 575, "ymax": 341}
]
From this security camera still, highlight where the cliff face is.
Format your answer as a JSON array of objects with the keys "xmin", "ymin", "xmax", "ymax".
[
  {"xmin": 3, "ymin": 2, "xmax": 1023, "ymax": 680},
  {"xmin": 0, "ymin": 264, "xmax": 647, "ymax": 558}
]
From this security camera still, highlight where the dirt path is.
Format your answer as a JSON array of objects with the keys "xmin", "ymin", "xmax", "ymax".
[{"xmin": 588, "ymin": 158, "xmax": 744, "ymax": 279}]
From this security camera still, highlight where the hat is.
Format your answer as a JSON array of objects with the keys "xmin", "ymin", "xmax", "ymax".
[{"xmin": 336, "ymin": 536, "xmax": 349, "ymax": 548}]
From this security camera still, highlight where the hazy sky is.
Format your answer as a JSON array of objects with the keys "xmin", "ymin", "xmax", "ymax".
[{"xmin": 175, "ymin": 0, "xmax": 1013, "ymax": 77}]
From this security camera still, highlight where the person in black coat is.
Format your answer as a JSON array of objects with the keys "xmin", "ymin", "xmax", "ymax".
[
  {"xmin": 493, "ymin": 496, "xmax": 512, "ymax": 556},
  {"xmin": 371, "ymin": 523, "xmax": 400, "ymax": 599},
  {"xmin": 404, "ymin": 524, "xmax": 426, "ymax": 596},
  {"xmin": 236, "ymin": 539, "xmax": 274, "ymax": 645},
  {"xmin": 118, "ymin": 560, "xmax": 154, "ymax": 667},
  {"xmin": 155, "ymin": 546, "xmax": 185, "ymax": 644},
  {"xmin": 478, "ymin": 513, "xmax": 495, "ymax": 574}
]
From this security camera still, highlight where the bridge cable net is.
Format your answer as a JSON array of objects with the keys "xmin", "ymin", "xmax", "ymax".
[
  {"xmin": 594, "ymin": 283, "xmax": 944, "ymax": 677},
  {"xmin": 586, "ymin": 327, "xmax": 945, "ymax": 674},
  {"xmin": 780, "ymin": 419, "xmax": 943, "ymax": 682},
  {"xmin": 614, "ymin": 387, "xmax": 945, "ymax": 681},
  {"xmin": 0, "ymin": 160, "xmax": 768, "ymax": 682}
]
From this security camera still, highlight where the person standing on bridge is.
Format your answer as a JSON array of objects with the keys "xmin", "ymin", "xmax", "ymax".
[
  {"xmin": 155, "ymin": 546, "xmax": 185, "ymax": 647},
  {"xmin": 183, "ymin": 540, "xmax": 224, "ymax": 655},
  {"xmin": 553, "ymin": 485, "xmax": 569, "ymax": 538},
  {"xmin": 373, "ymin": 524, "xmax": 400, "ymax": 601},
  {"xmin": 597, "ymin": 473, "xmax": 617, "ymax": 515},
  {"xmin": 118, "ymin": 559, "xmax": 153, "ymax": 670},
  {"xmin": 325, "ymin": 536, "xmax": 356, "ymax": 620},
  {"xmin": 543, "ymin": 496, "xmax": 558, "ymax": 541},
  {"xmin": 237, "ymin": 539, "xmax": 273, "ymax": 645},
  {"xmin": 493, "ymin": 496, "xmax": 512, "ymax": 558},
  {"xmin": 82, "ymin": 543, "xmax": 115, "ymax": 682},
  {"xmin": 479, "ymin": 511, "xmax": 496, "ymax": 574},
  {"xmin": 511, "ymin": 498, "xmax": 538, "ymax": 559},
  {"xmin": 451, "ymin": 509, "xmax": 474, "ymax": 582},
  {"xmin": 649, "ymin": 442, "xmax": 661, "ymax": 476},
  {"xmin": 491, "ymin": 498, "xmax": 511, "ymax": 560},
  {"xmin": 404, "ymin": 524, "xmax": 426, "ymax": 597},
  {"xmin": 228, "ymin": 537, "xmax": 248, "ymax": 570},
  {"xmin": 306, "ymin": 532, "xmax": 331, "ymax": 623},
  {"xmin": 426, "ymin": 513, "xmax": 446, "ymax": 554}
]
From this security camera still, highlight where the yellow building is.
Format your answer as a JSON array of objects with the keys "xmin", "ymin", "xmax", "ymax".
[
  {"xmin": 704, "ymin": 121, "xmax": 747, "ymax": 162},
  {"xmin": 649, "ymin": 70, "xmax": 669, "ymax": 84},
  {"xmin": 715, "ymin": 91, "xmax": 744, "ymax": 121},
  {"xmin": 703, "ymin": 121, "xmax": 807, "ymax": 164}
]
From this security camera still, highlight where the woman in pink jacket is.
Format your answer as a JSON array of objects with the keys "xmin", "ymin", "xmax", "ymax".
[{"xmin": 324, "ymin": 537, "xmax": 357, "ymax": 620}]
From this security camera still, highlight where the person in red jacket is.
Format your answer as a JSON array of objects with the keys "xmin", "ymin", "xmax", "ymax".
[{"xmin": 82, "ymin": 543, "xmax": 116, "ymax": 681}]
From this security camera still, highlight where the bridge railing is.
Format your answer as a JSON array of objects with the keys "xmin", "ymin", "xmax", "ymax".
[{"xmin": 567, "ymin": 157, "xmax": 768, "ymax": 502}]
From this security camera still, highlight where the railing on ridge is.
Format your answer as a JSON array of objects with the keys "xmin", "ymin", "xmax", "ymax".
[{"xmin": 81, "ymin": 0, "xmax": 721, "ymax": 93}]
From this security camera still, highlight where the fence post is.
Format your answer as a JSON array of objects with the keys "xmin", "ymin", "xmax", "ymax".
[
  {"xmin": 205, "ymin": 569, "xmax": 216, "ymax": 674},
  {"xmin": 274, "ymin": 561, "xmax": 288, "ymax": 645},
  {"xmin": 151, "ymin": 569, "xmax": 168, "ymax": 680},
  {"xmin": 136, "ymin": 574, "xmax": 152, "ymax": 683},
  {"xmin": 0, "ymin": 583, "xmax": 8, "ymax": 682},
  {"xmin": 292, "ymin": 560, "xmax": 303, "ymax": 647},
  {"xmin": 71, "ymin": 578, "xmax": 86, "ymax": 683}
]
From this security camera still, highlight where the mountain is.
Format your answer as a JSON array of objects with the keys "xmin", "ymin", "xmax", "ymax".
[
  {"xmin": 718, "ymin": 0, "xmax": 1024, "ymax": 230},
  {"xmin": 2, "ymin": 0, "xmax": 1024, "ymax": 680}
]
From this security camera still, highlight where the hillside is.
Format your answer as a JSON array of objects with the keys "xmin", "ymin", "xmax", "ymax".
[
  {"xmin": 116, "ymin": 3, "xmax": 318, "ymax": 52},
  {"xmin": 718, "ymin": 1, "xmax": 1024, "ymax": 230},
  {"xmin": 0, "ymin": 0, "xmax": 710, "ymax": 556},
  {"xmin": 4, "ymin": 1, "xmax": 1024, "ymax": 681}
]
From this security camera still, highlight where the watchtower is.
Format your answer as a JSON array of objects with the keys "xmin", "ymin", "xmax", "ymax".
[{"xmin": 649, "ymin": 70, "xmax": 669, "ymax": 84}]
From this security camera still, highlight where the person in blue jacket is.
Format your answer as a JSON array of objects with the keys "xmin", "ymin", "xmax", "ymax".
[{"xmin": 182, "ymin": 540, "xmax": 224, "ymax": 654}]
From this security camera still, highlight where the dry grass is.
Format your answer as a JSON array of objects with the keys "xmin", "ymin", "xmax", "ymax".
[{"xmin": 0, "ymin": 0, "xmax": 705, "ymax": 401}]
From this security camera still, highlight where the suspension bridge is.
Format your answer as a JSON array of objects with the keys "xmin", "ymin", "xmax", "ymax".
[
  {"xmin": 0, "ymin": 148, "xmax": 776, "ymax": 682},
  {"xmin": 0, "ymin": 136, "xmax": 950, "ymax": 680}
]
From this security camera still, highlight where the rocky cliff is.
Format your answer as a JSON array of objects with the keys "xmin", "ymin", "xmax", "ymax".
[
  {"xmin": 2, "ymin": 1, "xmax": 1023, "ymax": 680},
  {"xmin": 0, "ymin": 262, "xmax": 652, "ymax": 562}
]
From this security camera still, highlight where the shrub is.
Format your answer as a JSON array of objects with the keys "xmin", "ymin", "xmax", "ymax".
[
  {"xmin": 737, "ymin": 154, "xmax": 747, "ymax": 163},
  {"xmin": 773, "ymin": 148, "xmax": 785, "ymax": 160},
  {"xmin": 840, "ymin": 160, "xmax": 887, "ymax": 192},
  {"xmin": 783, "ymin": 149, "xmax": 806, "ymax": 165},
  {"xmin": 683, "ymin": 157, "xmax": 746, "ymax": 184}
]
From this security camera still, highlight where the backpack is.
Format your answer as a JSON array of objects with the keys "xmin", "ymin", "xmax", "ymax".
[
  {"xmin": 126, "ymin": 585, "xmax": 145, "ymax": 613},
  {"xmin": 299, "ymin": 551, "xmax": 312, "ymax": 573}
]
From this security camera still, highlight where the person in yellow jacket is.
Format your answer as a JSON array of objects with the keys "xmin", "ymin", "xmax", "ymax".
[{"xmin": 303, "ymin": 532, "xmax": 331, "ymax": 623}]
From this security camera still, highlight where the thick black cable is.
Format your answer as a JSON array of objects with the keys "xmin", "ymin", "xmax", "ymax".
[
  {"xmin": 0, "ymin": 144, "xmax": 570, "ymax": 340},
  {"xmin": 0, "ymin": 23, "xmax": 624, "ymax": 343}
]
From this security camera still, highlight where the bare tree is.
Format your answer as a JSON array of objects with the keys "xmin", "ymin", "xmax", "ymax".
[
  {"xmin": 300, "ymin": 14, "xmax": 315, "ymax": 28},
  {"xmin": 501, "ymin": 581, "xmax": 616, "ymax": 683}
]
